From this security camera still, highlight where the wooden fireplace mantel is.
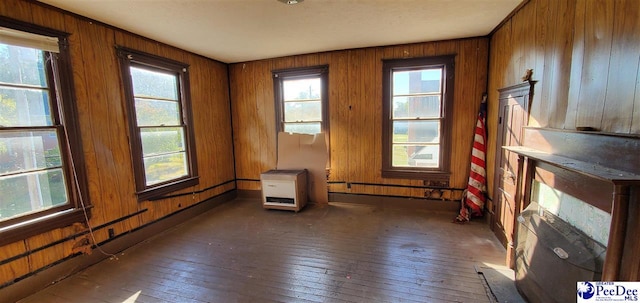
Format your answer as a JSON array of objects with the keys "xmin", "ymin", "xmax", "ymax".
[{"xmin": 503, "ymin": 127, "xmax": 640, "ymax": 281}]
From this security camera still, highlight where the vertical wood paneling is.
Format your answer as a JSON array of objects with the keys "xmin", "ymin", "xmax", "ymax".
[
  {"xmin": 26, "ymin": 231, "xmax": 66, "ymax": 271},
  {"xmin": 1, "ymin": 0, "xmax": 235, "ymax": 288},
  {"xmin": 564, "ymin": 0, "xmax": 586, "ymax": 130},
  {"xmin": 634, "ymin": 59, "xmax": 640, "ymax": 133},
  {"xmin": 486, "ymin": 22, "xmax": 511, "ymax": 199},
  {"xmin": 0, "ymin": 242, "xmax": 29, "ymax": 284},
  {"xmin": 489, "ymin": 0, "xmax": 640, "ymax": 197},
  {"xmin": 548, "ymin": 0, "xmax": 575, "ymax": 129},
  {"xmin": 30, "ymin": 2, "xmax": 65, "ymax": 30},
  {"xmin": 74, "ymin": 20, "xmax": 131, "ymax": 237},
  {"xmin": 230, "ymin": 38, "xmax": 489, "ymax": 199},
  {"xmin": 257, "ymin": 60, "xmax": 276, "ymax": 172},
  {"xmin": 349, "ymin": 49, "xmax": 364, "ymax": 185},
  {"xmin": 328, "ymin": 52, "xmax": 349, "ymax": 183},
  {"xmin": 452, "ymin": 40, "xmax": 477, "ymax": 191},
  {"xmin": 0, "ymin": 0, "xmax": 32, "ymax": 22},
  {"xmin": 602, "ymin": 0, "xmax": 640, "ymax": 133},
  {"xmin": 62, "ymin": 15, "xmax": 111, "ymax": 231},
  {"xmin": 488, "ymin": 0, "xmax": 640, "ymax": 264},
  {"xmin": 533, "ymin": 0, "xmax": 551, "ymax": 127},
  {"xmin": 575, "ymin": 0, "xmax": 614, "ymax": 130}
]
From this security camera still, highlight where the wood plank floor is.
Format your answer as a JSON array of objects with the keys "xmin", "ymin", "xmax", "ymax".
[{"xmin": 18, "ymin": 198, "xmax": 506, "ymax": 303}]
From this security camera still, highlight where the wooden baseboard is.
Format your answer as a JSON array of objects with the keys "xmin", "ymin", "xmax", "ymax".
[
  {"xmin": 329, "ymin": 192, "xmax": 460, "ymax": 213},
  {"xmin": 237, "ymin": 189, "xmax": 261, "ymax": 199},
  {"xmin": 240, "ymin": 190, "xmax": 461, "ymax": 212},
  {"xmin": 0, "ymin": 190, "xmax": 237, "ymax": 303}
]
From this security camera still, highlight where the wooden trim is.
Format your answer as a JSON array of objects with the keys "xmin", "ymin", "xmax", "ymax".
[
  {"xmin": 0, "ymin": 208, "xmax": 147, "ymax": 267},
  {"xmin": 381, "ymin": 55, "xmax": 455, "ymax": 180},
  {"xmin": 0, "ymin": 208, "xmax": 86, "ymax": 247},
  {"xmin": 490, "ymin": 81, "xmax": 534, "ymax": 242},
  {"xmin": 0, "ymin": 15, "xmax": 69, "ymax": 38},
  {"xmin": 347, "ymin": 181, "xmax": 464, "ymax": 191},
  {"xmin": 237, "ymin": 189, "xmax": 262, "ymax": 199},
  {"xmin": 272, "ymin": 65, "xmax": 330, "ymax": 158},
  {"xmin": 533, "ymin": 162, "xmax": 612, "ymax": 213},
  {"xmin": 148, "ymin": 179, "xmax": 235, "ymax": 201},
  {"xmin": 509, "ymin": 128, "xmax": 640, "ymax": 281},
  {"xmin": 489, "ymin": 0, "xmax": 531, "ymax": 37},
  {"xmin": 116, "ymin": 46, "xmax": 200, "ymax": 201},
  {"xmin": 0, "ymin": 17, "xmax": 90, "ymax": 245},
  {"xmin": 522, "ymin": 127, "xmax": 640, "ymax": 175},
  {"xmin": 603, "ymin": 185, "xmax": 630, "ymax": 280},
  {"xmin": 55, "ymin": 33, "xmax": 91, "ymax": 214},
  {"xmin": 0, "ymin": 189, "xmax": 237, "ymax": 301},
  {"xmin": 328, "ymin": 192, "xmax": 459, "ymax": 212}
]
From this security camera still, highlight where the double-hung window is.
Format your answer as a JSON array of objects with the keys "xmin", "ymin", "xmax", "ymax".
[
  {"xmin": 0, "ymin": 18, "xmax": 89, "ymax": 246},
  {"xmin": 117, "ymin": 48, "xmax": 198, "ymax": 201},
  {"xmin": 382, "ymin": 55, "xmax": 454, "ymax": 181},
  {"xmin": 273, "ymin": 66, "xmax": 328, "ymax": 136}
]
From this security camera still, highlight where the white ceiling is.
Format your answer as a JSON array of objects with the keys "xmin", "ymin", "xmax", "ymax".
[{"xmin": 38, "ymin": 0, "xmax": 522, "ymax": 63}]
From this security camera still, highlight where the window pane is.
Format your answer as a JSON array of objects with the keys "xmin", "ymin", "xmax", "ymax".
[
  {"xmin": 284, "ymin": 122, "xmax": 321, "ymax": 134},
  {"xmin": 140, "ymin": 127, "xmax": 185, "ymax": 156},
  {"xmin": 130, "ymin": 67, "xmax": 178, "ymax": 100},
  {"xmin": 0, "ymin": 44, "xmax": 47, "ymax": 87},
  {"xmin": 284, "ymin": 101, "xmax": 321, "ymax": 122},
  {"xmin": 392, "ymin": 69, "xmax": 441, "ymax": 95},
  {"xmin": 283, "ymin": 78, "xmax": 321, "ymax": 101},
  {"xmin": 392, "ymin": 120, "xmax": 439, "ymax": 143},
  {"xmin": 0, "ymin": 87, "xmax": 52, "ymax": 127},
  {"xmin": 0, "ymin": 130, "xmax": 62, "ymax": 175},
  {"xmin": 392, "ymin": 145, "xmax": 439, "ymax": 168},
  {"xmin": 135, "ymin": 98, "xmax": 180, "ymax": 127},
  {"xmin": 0, "ymin": 168, "xmax": 68, "ymax": 221},
  {"xmin": 143, "ymin": 152, "xmax": 187, "ymax": 186},
  {"xmin": 392, "ymin": 96, "xmax": 440, "ymax": 119}
]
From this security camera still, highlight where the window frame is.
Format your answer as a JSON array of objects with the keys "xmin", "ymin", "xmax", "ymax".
[
  {"xmin": 272, "ymin": 65, "xmax": 329, "ymax": 137},
  {"xmin": 116, "ymin": 47, "xmax": 199, "ymax": 201},
  {"xmin": 0, "ymin": 17, "xmax": 90, "ymax": 246},
  {"xmin": 381, "ymin": 55, "xmax": 455, "ymax": 181}
]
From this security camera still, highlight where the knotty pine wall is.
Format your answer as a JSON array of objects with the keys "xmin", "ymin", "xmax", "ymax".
[
  {"xmin": 230, "ymin": 38, "xmax": 489, "ymax": 200},
  {"xmin": 0, "ymin": 0, "xmax": 235, "ymax": 288},
  {"xmin": 486, "ymin": 0, "xmax": 640, "ymax": 198}
]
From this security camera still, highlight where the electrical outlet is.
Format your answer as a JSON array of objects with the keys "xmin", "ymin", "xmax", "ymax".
[{"xmin": 108, "ymin": 228, "xmax": 115, "ymax": 239}]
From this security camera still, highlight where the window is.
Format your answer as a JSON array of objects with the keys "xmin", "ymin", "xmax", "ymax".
[
  {"xmin": 0, "ymin": 18, "xmax": 89, "ymax": 246},
  {"xmin": 382, "ymin": 55, "xmax": 455, "ymax": 180},
  {"xmin": 273, "ymin": 66, "xmax": 328, "ymax": 136},
  {"xmin": 117, "ymin": 47, "xmax": 198, "ymax": 201}
]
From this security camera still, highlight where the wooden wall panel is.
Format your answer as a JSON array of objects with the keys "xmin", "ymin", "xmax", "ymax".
[
  {"xmin": 575, "ymin": 0, "xmax": 614, "ymax": 130},
  {"xmin": 487, "ymin": 0, "xmax": 640, "ymax": 201},
  {"xmin": 0, "ymin": 242, "xmax": 29, "ymax": 285},
  {"xmin": 532, "ymin": 0, "xmax": 552, "ymax": 128},
  {"xmin": 327, "ymin": 52, "xmax": 349, "ymax": 183},
  {"xmin": 231, "ymin": 38, "xmax": 490, "ymax": 201},
  {"xmin": 547, "ymin": 0, "xmax": 575, "ymax": 129},
  {"xmin": 0, "ymin": 0, "xmax": 235, "ymax": 289},
  {"xmin": 564, "ymin": 0, "xmax": 586, "ymax": 130},
  {"xmin": 602, "ymin": 0, "xmax": 640, "ymax": 133},
  {"xmin": 76, "ymin": 20, "xmax": 133, "ymax": 237}
]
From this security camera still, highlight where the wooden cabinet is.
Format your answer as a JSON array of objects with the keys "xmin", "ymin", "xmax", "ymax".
[{"xmin": 491, "ymin": 81, "xmax": 535, "ymax": 267}]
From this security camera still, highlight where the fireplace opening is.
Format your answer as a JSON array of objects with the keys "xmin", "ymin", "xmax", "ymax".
[{"xmin": 515, "ymin": 201, "xmax": 606, "ymax": 303}]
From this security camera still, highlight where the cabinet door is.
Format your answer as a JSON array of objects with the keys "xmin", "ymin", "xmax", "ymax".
[{"xmin": 491, "ymin": 82, "xmax": 533, "ymax": 267}]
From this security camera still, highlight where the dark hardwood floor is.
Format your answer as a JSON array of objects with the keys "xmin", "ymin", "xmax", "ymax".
[{"xmin": 18, "ymin": 198, "xmax": 506, "ymax": 303}]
